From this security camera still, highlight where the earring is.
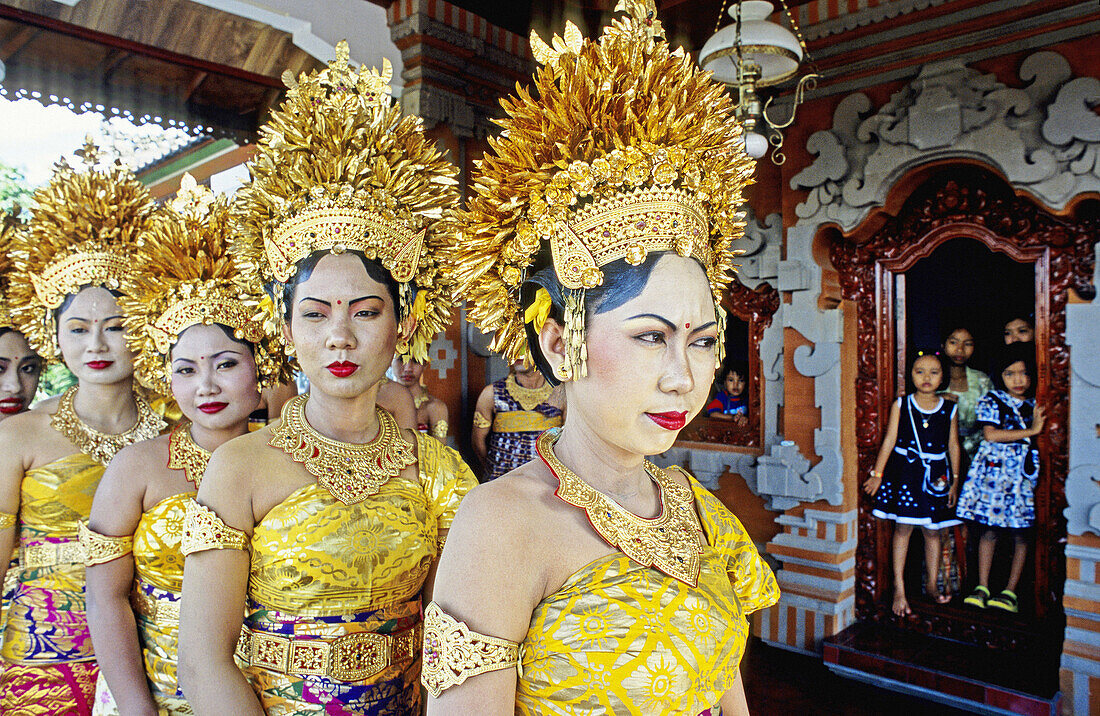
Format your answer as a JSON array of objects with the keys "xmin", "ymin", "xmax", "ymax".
[
  {"xmin": 554, "ymin": 361, "xmax": 572, "ymax": 382},
  {"xmin": 396, "ymin": 335, "xmax": 411, "ymax": 354},
  {"xmin": 285, "ymin": 343, "xmax": 296, "ymax": 357}
]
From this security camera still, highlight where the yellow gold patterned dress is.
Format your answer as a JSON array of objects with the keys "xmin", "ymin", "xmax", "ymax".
[
  {"xmin": 516, "ymin": 476, "xmax": 779, "ymax": 715},
  {"xmin": 241, "ymin": 433, "xmax": 475, "ymax": 715},
  {"xmin": 91, "ymin": 493, "xmax": 194, "ymax": 715},
  {"xmin": 0, "ymin": 454, "xmax": 102, "ymax": 715}
]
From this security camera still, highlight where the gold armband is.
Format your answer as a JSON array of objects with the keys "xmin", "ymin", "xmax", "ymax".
[
  {"xmin": 422, "ymin": 602, "xmax": 520, "ymax": 697},
  {"xmin": 432, "ymin": 420, "xmax": 449, "ymax": 439},
  {"xmin": 472, "ymin": 412, "xmax": 491, "ymax": 430},
  {"xmin": 0, "ymin": 511, "xmax": 14, "ymax": 530},
  {"xmin": 78, "ymin": 522, "xmax": 133, "ymax": 566},
  {"xmin": 181, "ymin": 500, "xmax": 249, "ymax": 556}
]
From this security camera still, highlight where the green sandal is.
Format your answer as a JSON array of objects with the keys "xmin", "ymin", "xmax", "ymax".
[
  {"xmin": 964, "ymin": 585, "xmax": 989, "ymax": 608},
  {"xmin": 987, "ymin": 589, "xmax": 1019, "ymax": 613}
]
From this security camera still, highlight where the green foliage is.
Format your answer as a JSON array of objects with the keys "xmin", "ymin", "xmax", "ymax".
[{"xmin": 0, "ymin": 163, "xmax": 34, "ymax": 213}]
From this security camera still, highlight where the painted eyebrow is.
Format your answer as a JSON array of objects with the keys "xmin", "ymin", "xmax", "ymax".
[
  {"xmin": 625, "ymin": 314, "xmax": 718, "ymax": 333},
  {"xmin": 298, "ymin": 295, "xmax": 382, "ymax": 307},
  {"xmin": 65, "ymin": 314, "xmax": 124, "ymax": 322},
  {"xmin": 172, "ymin": 349, "xmax": 244, "ymax": 364}
]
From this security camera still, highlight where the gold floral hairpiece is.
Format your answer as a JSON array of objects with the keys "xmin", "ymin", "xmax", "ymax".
[{"xmin": 449, "ymin": 0, "xmax": 752, "ymax": 379}]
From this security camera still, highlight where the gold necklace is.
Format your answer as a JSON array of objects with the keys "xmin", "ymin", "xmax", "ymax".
[
  {"xmin": 536, "ymin": 428, "xmax": 704, "ymax": 586},
  {"xmin": 51, "ymin": 386, "xmax": 167, "ymax": 466},
  {"xmin": 506, "ymin": 374, "xmax": 553, "ymax": 411},
  {"xmin": 268, "ymin": 394, "xmax": 416, "ymax": 505},
  {"xmin": 413, "ymin": 389, "xmax": 430, "ymax": 410},
  {"xmin": 167, "ymin": 422, "xmax": 210, "ymax": 489}
]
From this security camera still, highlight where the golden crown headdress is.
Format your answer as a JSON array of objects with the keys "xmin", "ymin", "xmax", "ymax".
[
  {"xmin": 8, "ymin": 139, "xmax": 155, "ymax": 361},
  {"xmin": 231, "ymin": 41, "xmax": 460, "ymax": 361},
  {"xmin": 450, "ymin": 0, "xmax": 754, "ymax": 377},
  {"xmin": 0, "ymin": 208, "xmax": 24, "ymax": 330},
  {"xmin": 122, "ymin": 174, "xmax": 292, "ymax": 393}
]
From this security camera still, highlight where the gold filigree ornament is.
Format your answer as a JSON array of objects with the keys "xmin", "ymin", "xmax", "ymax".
[
  {"xmin": 230, "ymin": 40, "xmax": 460, "ymax": 363},
  {"xmin": 268, "ymin": 394, "xmax": 416, "ymax": 504},
  {"xmin": 421, "ymin": 602, "xmax": 521, "ymax": 697},
  {"xmin": 8, "ymin": 138, "xmax": 155, "ymax": 362},
  {"xmin": 504, "ymin": 374, "xmax": 553, "ymax": 411},
  {"xmin": 167, "ymin": 421, "xmax": 210, "ymax": 489},
  {"xmin": 0, "ymin": 208, "xmax": 26, "ymax": 330},
  {"xmin": 536, "ymin": 428, "xmax": 705, "ymax": 586},
  {"xmin": 122, "ymin": 173, "xmax": 290, "ymax": 393},
  {"xmin": 78, "ymin": 521, "xmax": 133, "ymax": 566},
  {"xmin": 51, "ymin": 386, "xmax": 167, "ymax": 466},
  {"xmin": 447, "ymin": 0, "xmax": 752, "ymax": 377}
]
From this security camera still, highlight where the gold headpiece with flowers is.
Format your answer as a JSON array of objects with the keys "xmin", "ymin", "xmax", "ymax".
[
  {"xmin": 449, "ymin": 0, "xmax": 753, "ymax": 377},
  {"xmin": 8, "ymin": 138, "xmax": 155, "ymax": 362},
  {"xmin": 0, "ymin": 208, "xmax": 24, "ymax": 330},
  {"xmin": 122, "ymin": 174, "xmax": 291, "ymax": 393},
  {"xmin": 231, "ymin": 41, "xmax": 460, "ymax": 361}
]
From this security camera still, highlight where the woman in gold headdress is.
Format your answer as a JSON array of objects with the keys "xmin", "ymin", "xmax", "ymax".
[
  {"xmin": 176, "ymin": 43, "xmax": 477, "ymax": 716},
  {"xmin": 423, "ymin": 2, "xmax": 779, "ymax": 713},
  {"xmin": 81, "ymin": 175, "xmax": 289, "ymax": 715},
  {"xmin": 0, "ymin": 141, "xmax": 167, "ymax": 715}
]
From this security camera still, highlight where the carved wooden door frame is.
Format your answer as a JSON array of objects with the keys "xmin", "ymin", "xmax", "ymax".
[{"xmin": 830, "ymin": 166, "xmax": 1096, "ymax": 649}]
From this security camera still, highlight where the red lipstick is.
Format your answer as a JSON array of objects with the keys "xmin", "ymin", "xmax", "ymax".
[
  {"xmin": 198, "ymin": 402, "xmax": 228, "ymax": 414},
  {"xmin": 86, "ymin": 360, "xmax": 114, "ymax": 370},
  {"xmin": 327, "ymin": 361, "xmax": 359, "ymax": 377},
  {"xmin": 0, "ymin": 398, "xmax": 25, "ymax": 415},
  {"xmin": 647, "ymin": 411, "xmax": 688, "ymax": 430}
]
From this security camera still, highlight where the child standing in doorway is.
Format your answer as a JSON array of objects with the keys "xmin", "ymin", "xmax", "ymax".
[
  {"xmin": 706, "ymin": 361, "xmax": 749, "ymax": 426},
  {"xmin": 941, "ymin": 325, "xmax": 993, "ymax": 461},
  {"xmin": 864, "ymin": 352, "xmax": 962, "ymax": 615},
  {"xmin": 956, "ymin": 343, "xmax": 1045, "ymax": 613}
]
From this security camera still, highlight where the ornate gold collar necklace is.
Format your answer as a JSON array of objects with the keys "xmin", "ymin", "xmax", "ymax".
[
  {"xmin": 268, "ymin": 394, "xmax": 416, "ymax": 505},
  {"xmin": 51, "ymin": 386, "xmax": 167, "ymax": 467},
  {"xmin": 506, "ymin": 374, "xmax": 553, "ymax": 411},
  {"xmin": 536, "ymin": 428, "xmax": 704, "ymax": 586},
  {"xmin": 167, "ymin": 422, "xmax": 210, "ymax": 489},
  {"xmin": 413, "ymin": 388, "xmax": 430, "ymax": 410}
]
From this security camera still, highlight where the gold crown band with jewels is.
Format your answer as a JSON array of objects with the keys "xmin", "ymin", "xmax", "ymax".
[
  {"xmin": 9, "ymin": 138, "xmax": 155, "ymax": 362},
  {"xmin": 125, "ymin": 173, "xmax": 291, "ymax": 392},
  {"xmin": 449, "ymin": 0, "xmax": 754, "ymax": 379},
  {"xmin": 267, "ymin": 205, "xmax": 425, "ymax": 284},
  {"xmin": 231, "ymin": 41, "xmax": 459, "ymax": 363}
]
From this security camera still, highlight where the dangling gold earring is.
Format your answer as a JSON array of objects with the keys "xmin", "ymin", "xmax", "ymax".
[
  {"xmin": 285, "ymin": 343, "xmax": 296, "ymax": 357},
  {"xmin": 554, "ymin": 361, "xmax": 572, "ymax": 382},
  {"xmin": 396, "ymin": 335, "xmax": 411, "ymax": 354}
]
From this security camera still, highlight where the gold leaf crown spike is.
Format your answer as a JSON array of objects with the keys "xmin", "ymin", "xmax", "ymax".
[
  {"xmin": 122, "ymin": 174, "xmax": 292, "ymax": 393},
  {"xmin": 8, "ymin": 138, "xmax": 156, "ymax": 362},
  {"xmin": 0, "ymin": 208, "xmax": 24, "ymax": 330},
  {"xmin": 448, "ymin": 0, "xmax": 754, "ymax": 368},
  {"xmin": 231, "ymin": 40, "xmax": 460, "ymax": 362}
]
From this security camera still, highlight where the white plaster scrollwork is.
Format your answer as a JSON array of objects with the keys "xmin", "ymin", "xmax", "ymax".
[
  {"xmin": 792, "ymin": 51, "xmax": 1100, "ymax": 231},
  {"xmin": 1066, "ymin": 302, "xmax": 1100, "ymax": 537}
]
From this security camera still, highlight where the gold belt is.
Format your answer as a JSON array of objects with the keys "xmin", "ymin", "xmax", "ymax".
[
  {"xmin": 235, "ymin": 622, "xmax": 422, "ymax": 682},
  {"xmin": 21, "ymin": 540, "xmax": 86, "ymax": 569},
  {"xmin": 131, "ymin": 588, "xmax": 180, "ymax": 627}
]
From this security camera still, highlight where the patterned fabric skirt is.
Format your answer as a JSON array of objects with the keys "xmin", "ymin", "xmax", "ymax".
[
  {"xmin": 0, "ymin": 660, "xmax": 98, "ymax": 715},
  {"xmin": 92, "ymin": 672, "xmax": 193, "ymax": 716}
]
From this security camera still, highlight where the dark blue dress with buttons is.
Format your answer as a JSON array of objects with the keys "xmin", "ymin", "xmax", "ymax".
[{"xmin": 872, "ymin": 395, "xmax": 961, "ymax": 529}]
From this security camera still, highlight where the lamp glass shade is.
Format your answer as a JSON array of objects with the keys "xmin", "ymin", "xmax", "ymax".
[{"xmin": 699, "ymin": 1, "xmax": 802, "ymax": 87}]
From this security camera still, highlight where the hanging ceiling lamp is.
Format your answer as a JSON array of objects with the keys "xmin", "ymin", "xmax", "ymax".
[{"xmin": 699, "ymin": 0, "xmax": 819, "ymax": 165}]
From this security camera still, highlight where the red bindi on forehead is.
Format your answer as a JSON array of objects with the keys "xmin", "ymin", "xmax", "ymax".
[
  {"xmin": 685, "ymin": 323, "xmax": 690, "ymax": 329},
  {"xmin": 336, "ymin": 300, "xmax": 342, "ymax": 305}
]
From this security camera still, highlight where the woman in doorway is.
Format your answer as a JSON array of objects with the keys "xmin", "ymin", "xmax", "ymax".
[
  {"xmin": 471, "ymin": 360, "xmax": 563, "ymax": 481},
  {"xmin": 83, "ymin": 176, "xmax": 288, "ymax": 715},
  {"xmin": 0, "ymin": 142, "xmax": 167, "ymax": 714},
  {"xmin": 1002, "ymin": 314, "xmax": 1034, "ymax": 345},
  {"xmin": 423, "ymin": 5, "xmax": 779, "ymax": 713},
  {"xmin": 940, "ymin": 325, "xmax": 992, "ymax": 460},
  {"xmin": 391, "ymin": 355, "xmax": 449, "ymax": 440},
  {"xmin": 177, "ymin": 44, "xmax": 477, "ymax": 716}
]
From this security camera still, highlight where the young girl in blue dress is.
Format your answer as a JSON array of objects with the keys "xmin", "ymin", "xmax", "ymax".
[
  {"xmin": 956, "ymin": 343, "xmax": 1045, "ymax": 613},
  {"xmin": 864, "ymin": 352, "xmax": 962, "ymax": 615},
  {"xmin": 706, "ymin": 361, "xmax": 749, "ymax": 426}
]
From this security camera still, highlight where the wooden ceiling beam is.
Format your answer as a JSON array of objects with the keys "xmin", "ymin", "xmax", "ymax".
[{"xmin": 0, "ymin": 25, "xmax": 37, "ymax": 61}]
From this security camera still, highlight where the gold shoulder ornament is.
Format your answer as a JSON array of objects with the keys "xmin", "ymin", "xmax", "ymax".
[
  {"xmin": 181, "ymin": 499, "xmax": 249, "ymax": 555},
  {"xmin": 52, "ymin": 387, "xmax": 167, "ymax": 466},
  {"xmin": 78, "ymin": 521, "xmax": 134, "ymax": 566},
  {"xmin": 122, "ymin": 173, "xmax": 290, "ymax": 393},
  {"xmin": 431, "ymin": 419, "xmax": 449, "ymax": 440},
  {"xmin": 230, "ymin": 41, "xmax": 460, "ymax": 364},
  {"xmin": 537, "ymin": 428, "xmax": 705, "ymax": 586},
  {"xmin": 422, "ymin": 602, "xmax": 520, "ymax": 697},
  {"xmin": 8, "ymin": 139, "xmax": 155, "ymax": 361},
  {"xmin": 268, "ymin": 395, "xmax": 416, "ymax": 504},
  {"xmin": 472, "ymin": 412, "xmax": 492, "ymax": 430},
  {"xmin": 447, "ymin": 0, "xmax": 753, "ymax": 379}
]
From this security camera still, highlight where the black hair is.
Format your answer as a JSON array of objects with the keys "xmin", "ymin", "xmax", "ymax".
[
  {"xmin": 940, "ymin": 323, "xmax": 976, "ymax": 344},
  {"xmin": 521, "ymin": 250, "xmax": 709, "ymax": 385},
  {"xmin": 991, "ymin": 342, "xmax": 1037, "ymax": 395},
  {"xmin": 279, "ymin": 249, "xmax": 402, "ymax": 325},
  {"xmin": 1002, "ymin": 312, "xmax": 1034, "ymax": 330},
  {"xmin": 0, "ymin": 327, "xmax": 9, "ymax": 339},
  {"xmin": 904, "ymin": 350, "xmax": 949, "ymax": 394}
]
